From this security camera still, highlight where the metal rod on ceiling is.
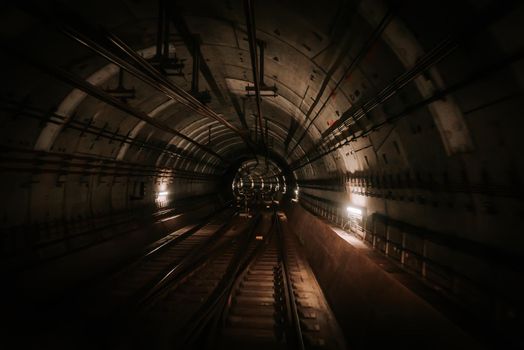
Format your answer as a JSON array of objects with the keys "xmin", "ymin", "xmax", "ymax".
[
  {"xmin": 258, "ymin": 40, "xmax": 266, "ymax": 87},
  {"xmin": 156, "ymin": 0, "xmax": 166, "ymax": 58},
  {"xmin": 265, "ymin": 118, "xmax": 269, "ymax": 149},
  {"xmin": 0, "ymin": 151, "xmax": 219, "ymax": 181},
  {"xmin": 289, "ymin": 0, "xmax": 518, "ymax": 168},
  {"xmin": 6, "ymin": 43, "xmax": 228, "ymax": 164},
  {"xmin": 293, "ymin": 35, "xmax": 458, "ymax": 167},
  {"xmin": 106, "ymin": 33, "xmax": 212, "ymax": 116},
  {"xmin": 31, "ymin": 7, "xmax": 256, "ymax": 154},
  {"xmin": 291, "ymin": 47, "xmax": 524, "ymax": 170},
  {"xmin": 243, "ymin": 0, "xmax": 265, "ymax": 147},
  {"xmin": 265, "ymin": 118, "xmax": 269, "ymax": 169},
  {"xmin": 22, "ymin": 4, "xmax": 261, "ymax": 165},
  {"xmin": 59, "ymin": 25, "xmax": 193, "ymax": 107},
  {"xmin": 254, "ymin": 116, "xmax": 258, "ymax": 144},
  {"xmin": 326, "ymin": 36, "xmax": 457, "ymax": 137},
  {"xmin": 24, "ymin": 3, "xmax": 263, "ymax": 169},
  {"xmin": 161, "ymin": 0, "xmax": 170, "ymax": 60},
  {"xmin": 191, "ymin": 36, "xmax": 201, "ymax": 96},
  {"xmin": 0, "ymin": 97, "xmax": 222, "ymax": 168},
  {"xmin": 57, "ymin": 22, "xmax": 225, "ymax": 120},
  {"xmin": 167, "ymin": 2, "xmax": 227, "ymax": 105},
  {"xmin": 105, "ymin": 32, "xmax": 259, "ymax": 155},
  {"xmin": 286, "ymin": 9, "xmax": 393, "ymax": 158}
]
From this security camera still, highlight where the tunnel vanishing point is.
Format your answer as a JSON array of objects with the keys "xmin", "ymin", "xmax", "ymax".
[{"xmin": 1, "ymin": 0, "xmax": 523, "ymax": 349}]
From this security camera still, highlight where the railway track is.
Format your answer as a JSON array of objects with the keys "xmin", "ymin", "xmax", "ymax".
[
  {"xmin": 215, "ymin": 211, "xmax": 296, "ymax": 349},
  {"xmin": 166, "ymin": 209, "xmax": 346, "ymax": 350},
  {"xmin": 84, "ymin": 205, "xmax": 244, "ymax": 315},
  {"xmin": 76, "ymin": 206, "xmax": 345, "ymax": 350}
]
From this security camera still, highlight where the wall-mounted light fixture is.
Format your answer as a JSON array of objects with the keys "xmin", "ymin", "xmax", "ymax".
[
  {"xmin": 156, "ymin": 191, "xmax": 169, "ymax": 203},
  {"xmin": 291, "ymin": 186, "xmax": 300, "ymax": 202},
  {"xmin": 346, "ymin": 206, "xmax": 362, "ymax": 216}
]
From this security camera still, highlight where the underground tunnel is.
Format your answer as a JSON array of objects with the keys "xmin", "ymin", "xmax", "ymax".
[{"xmin": 0, "ymin": 0, "xmax": 523, "ymax": 348}]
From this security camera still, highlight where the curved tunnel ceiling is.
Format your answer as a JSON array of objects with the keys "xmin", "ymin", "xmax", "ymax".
[
  {"xmin": 2, "ymin": 1, "xmax": 524, "ymax": 346},
  {"xmin": 0, "ymin": 0, "xmax": 493, "ymax": 176},
  {"xmin": 0, "ymin": 0, "xmax": 523, "ymax": 236}
]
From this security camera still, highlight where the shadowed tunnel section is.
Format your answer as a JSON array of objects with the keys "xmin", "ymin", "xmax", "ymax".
[{"xmin": 0, "ymin": 0, "xmax": 523, "ymax": 348}]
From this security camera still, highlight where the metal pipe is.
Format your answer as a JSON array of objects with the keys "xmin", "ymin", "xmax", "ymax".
[
  {"xmin": 167, "ymin": 4, "xmax": 227, "ymax": 105},
  {"xmin": 287, "ymin": 10, "xmax": 393, "ymax": 157},
  {"xmin": 290, "ymin": 0, "xmax": 517, "ymax": 166},
  {"xmin": 41, "ymin": 10, "xmax": 255, "ymax": 152},
  {"xmin": 156, "ymin": 0, "xmax": 165, "ymax": 58},
  {"xmin": 292, "ymin": 47, "xmax": 524, "ymax": 169},
  {"xmin": 254, "ymin": 115, "xmax": 258, "ymax": 144},
  {"xmin": 20, "ymin": 6, "xmax": 260, "ymax": 162},
  {"xmin": 0, "ymin": 97, "xmax": 225, "ymax": 170},
  {"xmin": 191, "ymin": 36, "xmax": 200, "ymax": 95},
  {"xmin": 328, "ymin": 36, "xmax": 457, "ymax": 136},
  {"xmin": 105, "ymin": 32, "xmax": 258, "ymax": 154},
  {"xmin": 0, "ymin": 149, "xmax": 218, "ymax": 180},
  {"xmin": 243, "ymin": 0, "xmax": 265, "ymax": 147},
  {"xmin": 7, "ymin": 44, "xmax": 228, "ymax": 163},
  {"xmin": 258, "ymin": 40, "xmax": 265, "ymax": 86},
  {"xmin": 294, "ymin": 36, "xmax": 458, "ymax": 166},
  {"xmin": 161, "ymin": 0, "xmax": 170, "ymax": 59},
  {"xmin": 265, "ymin": 118, "xmax": 269, "ymax": 150}
]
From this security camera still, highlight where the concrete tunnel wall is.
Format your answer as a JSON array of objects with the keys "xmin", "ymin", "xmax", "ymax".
[
  {"xmin": 0, "ymin": 0, "xmax": 523, "ymax": 347},
  {"xmin": 284, "ymin": 201, "xmax": 481, "ymax": 349}
]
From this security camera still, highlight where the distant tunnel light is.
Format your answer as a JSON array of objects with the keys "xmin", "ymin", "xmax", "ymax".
[
  {"xmin": 156, "ymin": 191, "xmax": 169, "ymax": 202},
  {"xmin": 292, "ymin": 188, "xmax": 299, "ymax": 202},
  {"xmin": 346, "ymin": 206, "xmax": 362, "ymax": 216}
]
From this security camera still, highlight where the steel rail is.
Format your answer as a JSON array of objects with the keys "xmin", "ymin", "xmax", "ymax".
[
  {"xmin": 174, "ymin": 212, "xmax": 265, "ymax": 348},
  {"xmin": 135, "ymin": 209, "xmax": 241, "ymax": 309},
  {"xmin": 276, "ymin": 213, "xmax": 305, "ymax": 350}
]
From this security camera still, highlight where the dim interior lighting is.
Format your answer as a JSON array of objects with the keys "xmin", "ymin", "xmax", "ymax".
[
  {"xmin": 255, "ymin": 235, "xmax": 264, "ymax": 240},
  {"xmin": 156, "ymin": 190, "xmax": 169, "ymax": 204},
  {"xmin": 346, "ymin": 206, "xmax": 362, "ymax": 216}
]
